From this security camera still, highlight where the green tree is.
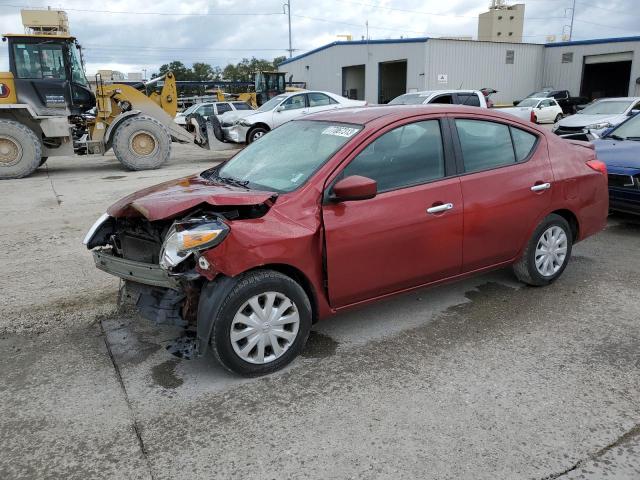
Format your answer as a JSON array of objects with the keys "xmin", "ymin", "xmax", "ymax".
[{"xmin": 272, "ymin": 56, "xmax": 287, "ymax": 69}]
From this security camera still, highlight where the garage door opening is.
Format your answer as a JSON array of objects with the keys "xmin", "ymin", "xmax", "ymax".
[
  {"xmin": 581, "ymin": 52, "xmax": 632, "ymax": 100},
  {"xmin": 342, "ymin": 65, "xmax": 365, "ymax": 100},
  {"xmin": 378, "ymin": 60, "xmax": 407, "ymax": 104}
]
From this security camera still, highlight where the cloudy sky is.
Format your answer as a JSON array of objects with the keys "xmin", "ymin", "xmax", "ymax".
[{"xmin": 0, "ymin": 0, "xmax": 637, "ymax": 76}]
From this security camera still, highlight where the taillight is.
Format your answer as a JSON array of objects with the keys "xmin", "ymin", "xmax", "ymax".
[
  {"xmin": 586, "ymin": 159, "xmax": 607, "ymax": 175},
  {"xmin": 530, "ymin": 110, "xmax": 536, "ymax": 123}
]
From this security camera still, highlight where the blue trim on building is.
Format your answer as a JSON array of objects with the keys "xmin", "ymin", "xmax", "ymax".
[
  {"xmin": 545, "ymin": 36, "xmax": 640, "ymax": 48},
  {"xmin": 278, "ymin": 37, "xmax": 429, "ymax": 66}
]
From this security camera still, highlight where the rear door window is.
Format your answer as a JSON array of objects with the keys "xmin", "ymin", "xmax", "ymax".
[
  {"xmin": 455, "ymin": 119, "xmax": 539, "ymax": 172},
  {"xmin": 455, "ymin": 119, "xmax": 515, "ymax": 172},
  {"xmin": 232, "ymin": 102, "xmax": 253, "ymax": 111},
  {"xmin": 342, "ymin": 120, "xmax": 445, "ymax": 192},
  {"xmin": 308, "ymin": 92, "xmax": 333, "ymax": 107}
]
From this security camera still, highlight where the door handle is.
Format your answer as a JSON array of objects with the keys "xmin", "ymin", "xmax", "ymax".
[
  {"xmin": 427, "ymin": 203, "xmax": 454, "ymax": 214},
  {"xmin": 531, "ymin": 182, "xmax": 551, "ymax": 192}
]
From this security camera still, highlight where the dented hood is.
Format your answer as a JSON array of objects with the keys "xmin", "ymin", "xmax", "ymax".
[{"xmin": 107, "ymin": 174, "xmax": 277, "ymax": 221}]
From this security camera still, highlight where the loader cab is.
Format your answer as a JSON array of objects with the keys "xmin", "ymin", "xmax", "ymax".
[
  {"xmin": 3, "ymin": 34, "xmax": 95, "ymax": 115},
  {"xmin": 254, "ymin": 71, "xmax": 286, "ymax": 107}
]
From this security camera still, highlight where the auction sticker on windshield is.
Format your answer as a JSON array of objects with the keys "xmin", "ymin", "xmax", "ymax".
[{"xmin": 322, "ymin": 126, "xmax": 360, "ymax": 138}]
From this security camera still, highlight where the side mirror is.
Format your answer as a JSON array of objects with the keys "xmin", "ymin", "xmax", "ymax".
[
  {"xmin": 275, "ymin": 105, "xmax": 285, "ymax": 112},
  {"xmin": 513, "ymin": 100, "xmax": 521, "ymax": 106},
  {"xmin": 538, "ymin": 105, "xmax": 543, "ymax": 109},
  {"xmin": 628, "ymin": 109, "xmax": 640, "ymax": 117},
  {"xmin": 331, "ymin": 175, "xmax": 377, "ymax": 202}
]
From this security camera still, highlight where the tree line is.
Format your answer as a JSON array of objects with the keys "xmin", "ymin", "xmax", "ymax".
[{"xmin": 153, "ymin": 56, "xmax": 287, "ymax": 83}]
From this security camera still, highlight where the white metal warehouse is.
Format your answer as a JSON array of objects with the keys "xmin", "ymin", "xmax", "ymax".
[{"xmin": 278, "ymin": 36, "xmax": 640, "ymax": 105}]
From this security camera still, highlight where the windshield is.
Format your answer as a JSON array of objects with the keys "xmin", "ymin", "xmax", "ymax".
[
  {"xmin": 70, "ymin": 43, "xmax": 89, "ymax": 86},
  {"xmin": 233, "ymin": 102, "xmax": 253, "ymax": 111},
  {"xmin": 388, "ymin": 93, "xmax": 429, "ymax": 105},
  {"xmin": 217, "ymin": 120, "xmax": 363, "ymax": 192},
  {"xmin": 179, "ymin": 104, "xmax": 200, "ymax": 115},
  {"xmin": 607, "ymin": 112, "xmax": 640, "ymax": 140},
  {"xmin": 527, "ymin": 91, "xmax": 549, "ymax": 98},
  {"xmin": 518, "ymin": 98, "xmax": 539, "ymax": 107},
  {"xmin": 579, "ymin": 100, "xmax": 631, "ymax": 115},
  {"xmin": 257, "ymin": 94, "xmax": 288, "ymax": 112}
]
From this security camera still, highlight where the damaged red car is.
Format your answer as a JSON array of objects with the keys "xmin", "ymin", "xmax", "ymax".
[{"xmin": 84, "ymin": 105, "xmax": 608, "ymax": 376}]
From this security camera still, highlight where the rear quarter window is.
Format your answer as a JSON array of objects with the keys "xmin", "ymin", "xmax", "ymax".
[{"xmin": 511, "ymin": 127, "xmax": 538, "ymax": 161}]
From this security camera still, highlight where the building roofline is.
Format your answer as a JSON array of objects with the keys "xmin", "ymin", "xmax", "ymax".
[
  {"xmin": 278, "ymin": 37, "xmax": 429, "ymax": 66},
  {"xmin": 545, "ymin": 35, "xmax": 640, "ymax": 48}
]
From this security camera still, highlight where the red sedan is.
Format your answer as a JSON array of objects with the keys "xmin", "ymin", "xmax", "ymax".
[{"xmin": 85, "ymin": 105, "xmax": 609, "ymax": 376}]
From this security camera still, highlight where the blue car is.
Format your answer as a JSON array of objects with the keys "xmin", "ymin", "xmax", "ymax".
[{"xmin": 593, "ymin": 113, "xmax": 640, "ymax": 215}]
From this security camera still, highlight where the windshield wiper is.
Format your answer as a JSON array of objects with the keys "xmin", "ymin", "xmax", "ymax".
[
  {"xmin": 208, "ymin": 173, "xmax": 251, "ymax": 189},
  {"xmin": 625, "ymin": 136, "xmax": 640, "ymax": 141},
  {"xmin": 608, "ymin": 134, "xmax": 626, "ymax": 141}
]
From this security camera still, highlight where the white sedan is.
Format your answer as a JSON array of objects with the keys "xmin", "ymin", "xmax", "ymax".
[
  {"xmin": 502, "ymin": 97, "xmax": 564, "ymax": 124},
  {"xmin": 221, "ymin": 91, "xmax": 367, "ymax": 144}
]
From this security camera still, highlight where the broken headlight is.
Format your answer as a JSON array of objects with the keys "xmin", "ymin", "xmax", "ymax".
[{"xmin": 160, "ymin": 217, "xmax": 229, "ymax": 270}]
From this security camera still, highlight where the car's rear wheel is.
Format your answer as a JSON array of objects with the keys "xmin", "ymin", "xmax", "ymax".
[
  {"xmin": 247, "ymin": 126, "xmax": 268, "ymax": 144},
  {"xmin": 513, "ymin": 214, "xmax": 573, "ymax": 286},
  {"xmin": 208, "ymin": 270, "xmax": 312, "ymax": 376}
]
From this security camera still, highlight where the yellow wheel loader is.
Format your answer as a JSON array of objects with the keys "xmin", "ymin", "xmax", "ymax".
[{"xmin": 0, "ymin": 33, "xmax": 216, "ymax": 179}]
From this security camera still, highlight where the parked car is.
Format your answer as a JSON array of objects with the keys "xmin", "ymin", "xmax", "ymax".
[
  {"xmin": 592, "ymin": 111, "xmax": 640, "ymax": 215},
  {"xmin": 553, "ymin": 97, "xmax": 640, "ymax": 137},
  {"xmin": 480, "ymin": 88, "xmax": 498, "ymax": 108},
  {"xmin": 501, "ymin": 97, "xmax": 564, "ymax": 124},
  {"xmin": 514, "ymin": 90, "xmax": 588, "ymax": 115},
  {"xmin": 84, "ymin": 105, "xmax": 608, "ymax": 376},
  {"xmin": 174, "ymin": 101, "xmax": 254, "ymax": 126},
  {"xmin": 221, "ymin": 91, "xmax": 366, "ymax": 144},
  {"xmin": 389, "ymin": 90, "xmax": 488, "ymax": 108}
]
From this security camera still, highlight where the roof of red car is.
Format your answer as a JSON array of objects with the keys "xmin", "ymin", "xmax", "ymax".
[{"xmin": 302, "ymin": 104, "xmax": 533, "ymax": 126}]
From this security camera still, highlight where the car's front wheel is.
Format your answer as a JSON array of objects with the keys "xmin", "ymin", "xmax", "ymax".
[
  {"xmin": 247, "ymin": 126, "xmax": 268, "ymax": 144},
  {"xmin": 208, "ymin": 270, "xmax": 312, "ymax": 376},
  {"xmin": 513, "ymin": 214, "xmax": 573, "ymax": 286},
  {"xmin": 554, "ymin": 113, "xmax": 563, "ymax": 123}
]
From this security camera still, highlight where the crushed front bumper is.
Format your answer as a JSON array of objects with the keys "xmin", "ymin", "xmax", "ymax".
[
  {"xmin": 93, "ymin": 250, "xmax": 180, "ymax": 290},
  {"xmin": 222, "ymin": 124, "xmax": 250, "ymax": 143}
]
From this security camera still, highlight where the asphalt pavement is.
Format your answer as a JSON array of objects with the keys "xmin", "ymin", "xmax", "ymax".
[{"xmin": 0, "ymin": 144, "xmax": 638, "ymax": 480}]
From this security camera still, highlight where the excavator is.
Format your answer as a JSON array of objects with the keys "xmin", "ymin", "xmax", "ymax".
[{"xmin": 0, "ymin": 11, "xmax": 217, "ymax": 179}]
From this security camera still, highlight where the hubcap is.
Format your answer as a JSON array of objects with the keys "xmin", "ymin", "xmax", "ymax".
[
  {"xmin": 230, "ymin": 292, "xmax": 300, "ymax": 364},
  {"xmin": 252, "ymin": 131, "xmax": 264, "ymax": 141},
  {"xmin": 535, "ymin": 226, "xmax": 568, "ymax": 277},
  {"xmin": 130, "ymin": 131, "xmax": 157, "ymax": 156},
  {"xmin": 0, "ymin": 136, "xmax": 21, "ymax": 166}
]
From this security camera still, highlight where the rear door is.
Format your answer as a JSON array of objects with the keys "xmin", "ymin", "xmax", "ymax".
[
  {"xmin": 451, "ymin": 117, "xmax": 553, "ymax": 272},
  {"xmin": 322, "ymin": 118, "xmax": 463, "ymax": 307}
]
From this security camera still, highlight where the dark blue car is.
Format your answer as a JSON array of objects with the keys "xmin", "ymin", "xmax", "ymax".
[{"xmin": 593, "ymin": 113, "xmax": 640, "ymax": 215}]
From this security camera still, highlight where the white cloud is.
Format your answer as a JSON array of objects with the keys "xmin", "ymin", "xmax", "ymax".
[{"xmin": 0, "ymin": 0, "xmax": 637, "ymax": 75}]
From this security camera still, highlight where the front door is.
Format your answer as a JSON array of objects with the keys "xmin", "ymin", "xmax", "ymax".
[
  {"xmin": 451, "ymin": 117, "xmax": 553, "ymax": 272},
  {"xmin": 271, "ymin": 93, "xmax": 307, "ymax": 128},
  {"xmin": 323, "ymin": 118, "xmax": 463, "ymax": 307}
]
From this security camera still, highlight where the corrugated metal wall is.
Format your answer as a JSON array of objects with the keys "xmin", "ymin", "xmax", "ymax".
[
  {"xmin": 543, "ymin": 40, "xmax": 640, "ymax": 97},
  {"xmin": 426, "ymin": 39, "xmax": 544, "ymax": 104},
  {"xmin": 280, "ymin": 41, "xmax": 426, "ymax": 104}
]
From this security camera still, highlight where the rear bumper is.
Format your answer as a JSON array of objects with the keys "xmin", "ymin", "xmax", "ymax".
[{"xmin": 93, "ymin": 250, "xmax": 180, "ymax": 290}]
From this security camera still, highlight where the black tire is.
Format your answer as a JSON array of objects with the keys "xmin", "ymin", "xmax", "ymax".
[
  {"xmin": 39, "ymin": 156, "xmax": 48, "ymax": 167},
  {"xmin": 207, "ymin": 270, "xmax": 312, "ymax": 376},
  {"xmin": 554, "ymin": 114, "xmax": 563, "ymax": 123},
  {"xmin": 111, "ymin": 115, "xmax": 171, "ymax": 171},
  {"xmin": 247, "ymin": 126, "xmax": 268, "ymax": 144},
  {"xmin": 0, "ymin": 119, "xmax": 42, "ymax": 179},
  {"xmin": 513, "ymin": 214, "xmax": 573, "ymax": 287}
]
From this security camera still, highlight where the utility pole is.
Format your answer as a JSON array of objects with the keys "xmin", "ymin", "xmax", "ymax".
[
  {"xmin": 569, "ymin": 0, "xmax": 576, "ymax": 41},
  {"xmin": 284, "ymin": 1, "xmax": 293, "ymax": 58}
]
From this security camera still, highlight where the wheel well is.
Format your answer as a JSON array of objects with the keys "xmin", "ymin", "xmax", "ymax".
[
  {"xmin": 247, "ymin": 264, "xmax": 319, "ymax": 323},
  {"xmin": 0, "ymin": 108, "xmax": 43, "ymax": 139},
  {"xmin": 552, "ymin": 209, "xmax": 579, "ymax": 241},
  {"xmin": 246, "ymin": 123, "xmax": 270, "ymax": 142}
]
